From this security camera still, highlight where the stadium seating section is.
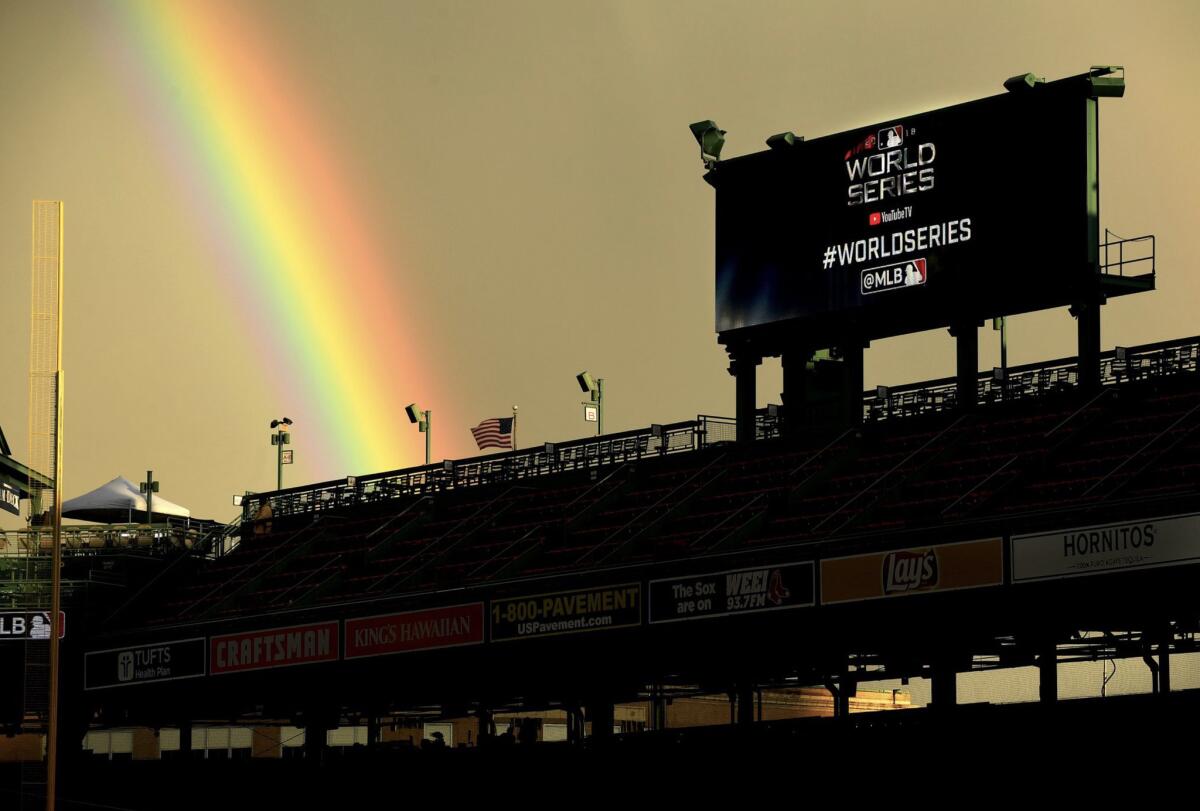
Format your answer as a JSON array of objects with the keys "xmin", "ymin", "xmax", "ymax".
[{"xmin": 136, "ymin": 341, "xmax": 1200, "ymax": 625}]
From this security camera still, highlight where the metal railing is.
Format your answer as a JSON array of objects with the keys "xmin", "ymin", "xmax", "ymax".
[
  {"xmin": 696, "ymin": 412, "xmax": 782, "ymax": 444},
  {"xmin": 1101, "ymin": 233, "xmax": 1155, "ymax": 278},
  {"xmin": 697, "ymin": 415, "xmax": 735, "ymax": 446},
  {"xmin": 243, "ymin": 419, "xmax": 705, "ymax": 522},
  {"xmin": 0, "ymin": 520, "xmax": 219, "ymax": 556},
  {"xmin": 864, "ymin": 335, "xmax": 1198, "ymax": 423}
]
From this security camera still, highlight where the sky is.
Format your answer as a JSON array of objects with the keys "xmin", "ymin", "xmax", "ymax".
[{"xmin": 1, "ymin": 0, "xmax": 1198, "ymax": 527}]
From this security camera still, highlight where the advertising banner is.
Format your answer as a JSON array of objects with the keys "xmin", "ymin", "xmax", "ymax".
[
  {"xmin": 345, "ymin": 603, "xmax": 484, "ymax": 659},
  {"xmin": 210, "ymin": 620, "xmax": 338, "ymax": 675},
  {"xmin": 648, "ymin": 562, "xmax": 814, "ymax": 624},
  {"xmin": 0, "ymin": 482, "xmax": 19, "ymax": 516},
  {"xmin": 490, "ymin": 584, "xmax": 640, "ymax": 642},
  {"xmin": 820, "ymin": 538, "xmax": 1003, "ymax": 604},
  {"xmin": 85, "ymin": 637, "xmax": 206, "ymax": 690},
  {"xmin": 0, "ymin": 610, "xmax": 65, "ymax": 641},
  {"xmin": 1011, "ymin": 514, "xmax": 1200, "ymax": 583}
]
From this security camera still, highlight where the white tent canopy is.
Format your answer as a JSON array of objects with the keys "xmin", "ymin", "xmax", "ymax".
[{"xmin": 62, "ymin": 476, "xmax": 191, "ymax": 524}]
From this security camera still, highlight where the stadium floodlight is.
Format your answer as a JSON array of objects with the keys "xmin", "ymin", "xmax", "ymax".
[
  {"xmin": 1003, "ymin": 72, "xmax": 1045, "ymax": 92},
  {"xmin": 270, "ymin": 418, "xmax": 294, "ymax": 491},
  {"xmin": 689, "ymin": 120, "xmax": 726, "ymax": 169},
  {"xmin": 766, "ymin": 132, "xmax": 801, "ymax": 150},
  {"xmin": 1088, "ymin": 65, "xmax": 1125, "ymax": 98},
  {"xmin": 406, "ymin": 403, "xmax": 432, "ymax": 465},
  {"xmin": 576, "ymin": 371, "xmax": 605, "ymax": 436}
]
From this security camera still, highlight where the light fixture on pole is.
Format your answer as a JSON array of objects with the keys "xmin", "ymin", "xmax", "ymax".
[
  {"xmin": 992, "ymin": 317, "xmax": 1008, "ymax": 386},
  {"xmin": 138, "ymin": 470, "xmax": 159, "ymax": 525},
  {"xmin": 577, "ymin": 371, "xmax": 605, "ymax": 436},
  {"xmin": 270, "ymin": 418, "xmax": 293, "ymax": 491},
  {"xmin": 406, "ymin": 403, "xmax": 431, "ymax": 465}
]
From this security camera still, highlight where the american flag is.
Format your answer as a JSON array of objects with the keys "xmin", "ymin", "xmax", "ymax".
[{"xmin": 470, "ymin": 417, "xmax": 514, "ymax": 450}]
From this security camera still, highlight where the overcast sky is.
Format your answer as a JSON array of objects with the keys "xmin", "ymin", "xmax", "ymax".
[{"xmin": 2, "ymin": 0, "xmax": 1197, "ymax": 526}]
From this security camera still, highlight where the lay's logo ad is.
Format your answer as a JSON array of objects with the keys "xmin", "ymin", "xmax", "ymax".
[
  {"xmin": 882, "ymin": 548, "xmax": 939, "ymax": 594},
  {"xmin": 821, "ymin": 538, "xmax": 1001, "ymax": 605}
]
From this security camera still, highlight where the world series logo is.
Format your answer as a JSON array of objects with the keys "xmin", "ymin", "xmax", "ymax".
[{"xmin": 845, "ymin": 122, "xmax": 935, "ymax": 207}]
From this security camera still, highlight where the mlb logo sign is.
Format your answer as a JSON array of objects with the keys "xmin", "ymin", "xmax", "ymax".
[
  {"xmin": 861, "ymin": 257, "xmax": 927, "ymax": 295},
  {"xmin": 877, "ymin": 125, "xmax": 903, "ymax": 149},
  {"xmin": 118, "ymin": 652, "xmax": 135, "ymax": 682}
]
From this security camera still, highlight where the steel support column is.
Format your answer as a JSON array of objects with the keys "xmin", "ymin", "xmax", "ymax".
[
  {"xmin": 1072, "ymin": 299, "xmax": 1103, "ymax": 392},
  {"xmin": 179, "ymin": 720, "xmax": 192, "ymax": 757},
  {"xmin": 950, "ymin": 322, "xmax": 980, "ymax": 411},
  {"xmin": 839, "ymin": 340, "xmax": 865, "ymax": 426},
  {"xmin": 781, "ymin": 345, "xmax": 810, "ymax": 440},
  {"xmin": 931, "ymin": 661, "xmax": 956, "ymax": 709},
  {"xmin": 837, "ymin": 661, "xmax": 854, "ymax": 717},
  {"xmin": 736, "ymin": 682, "xmax": 755, "ymax": 726},
  {"xmin": 1039, "ymin": 641, "xmax": 1058, "ymax": 704},
  {"xmin": 586, "ymin": 700, "xmax": 614, "ymax": 743},
  {"xmin": 729, "ymin": 351, "xmax": 761, "ymax": 444}
]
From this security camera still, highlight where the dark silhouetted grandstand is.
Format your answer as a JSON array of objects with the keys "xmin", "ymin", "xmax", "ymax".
[{"xmin": 0, "ymin": 335, "xmax": 1193, "ymax": 805}]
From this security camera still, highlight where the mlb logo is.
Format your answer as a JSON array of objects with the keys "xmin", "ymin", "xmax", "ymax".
[
  {"xmin": 118, "ymin": 651, "xmax": 135, "ymax": 682},
  {"xmin": 869, "ymin": 212, "xmax": 882, "ymax": 226},
  {"xmin": 904, "ymin": 258, "xmax": 927, "ymax": 286},
  {"xmin": 877, "ymin": 125, "xmax": 904, "ymax": 149}
]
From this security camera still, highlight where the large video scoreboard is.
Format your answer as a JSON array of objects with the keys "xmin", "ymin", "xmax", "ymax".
[{"xmin": 713, "ymin": 77, "xmax": 1108, "ymax": 340}]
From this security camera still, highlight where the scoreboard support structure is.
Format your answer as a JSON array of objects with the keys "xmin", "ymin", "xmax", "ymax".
[
  {"xmin": 730, "ymin": 350, "xmax": 761, "ymax": 444},
  {"xmin": 1073, "ymin": 296, "xmax": 1103, "ymax": 392},
  {"xmin": 950, "ymin": 321, "xmax": 980, "ymax": 411},
  {"xmin": 704, "ymin": 68, "xmax": 1151, "ymax": 435}
]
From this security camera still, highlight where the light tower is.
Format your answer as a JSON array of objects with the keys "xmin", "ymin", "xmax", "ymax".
[
  {"xmin": 270, "ymin": 417, "xmax": 293, "ymax": 490},
  {"xmin": 577, "ymin": 372, "xmax": 605, "ymax": 436},
  {"xmin": 406, "ymin": 403, "xmax": 431, "ymax": 464}
]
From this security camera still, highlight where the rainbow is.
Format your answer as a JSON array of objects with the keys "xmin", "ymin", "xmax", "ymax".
[{"xmin": 95, "ymin": 0, "xmax": 455, "ymax": 477}]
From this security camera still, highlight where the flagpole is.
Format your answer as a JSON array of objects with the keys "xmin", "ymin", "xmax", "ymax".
[{"xmin": 511, "ymin": 405, "xmax": 518, "ymax": 450}]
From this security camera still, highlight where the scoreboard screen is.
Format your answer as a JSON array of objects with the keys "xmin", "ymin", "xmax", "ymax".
[{"xmin": 714, "ymin": 81, "xmax": 1097, "ymax": 338}]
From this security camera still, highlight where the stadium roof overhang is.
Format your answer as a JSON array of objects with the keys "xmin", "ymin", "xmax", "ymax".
[{"xmin": 0, "ymin": 454, "xmax": 52, "ymax": 500}]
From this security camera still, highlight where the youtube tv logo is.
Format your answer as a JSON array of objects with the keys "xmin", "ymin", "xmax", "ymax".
[{"xmin": 869, "ymin": 212, "xmax": 882, "ymax": 226}]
